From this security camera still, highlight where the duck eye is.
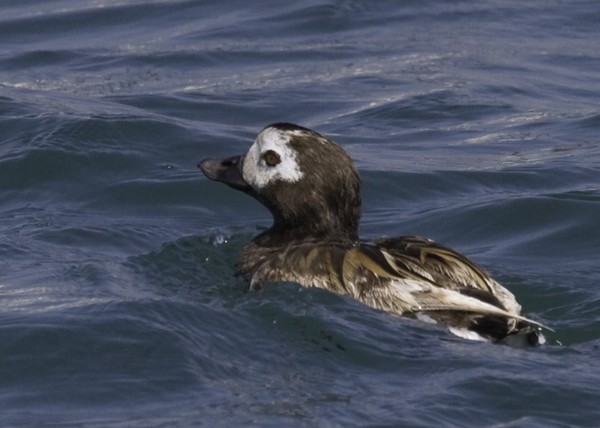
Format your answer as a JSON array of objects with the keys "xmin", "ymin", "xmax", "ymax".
[{"xmin": 262, "ymin": 150, "xmax": 281, "ymax": 167}]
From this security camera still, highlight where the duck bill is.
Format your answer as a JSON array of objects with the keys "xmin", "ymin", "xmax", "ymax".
[{"xmin": 198, "ymin": 155, "xmax": 252, "ymax": 193}]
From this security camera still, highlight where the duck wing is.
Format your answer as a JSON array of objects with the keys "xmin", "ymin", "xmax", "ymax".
[
  {"xmin": 376, "ymin": 236, "xmax": 520, "ymax": 304},
  {"xmin": 339, "ymin": 236, "xmax": 548, "ymax": 339}
]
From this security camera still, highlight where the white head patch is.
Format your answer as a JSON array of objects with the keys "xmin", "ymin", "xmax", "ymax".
[{"xmin": 242, "ymin": 127, "xmax": 304, "ymax": 190}]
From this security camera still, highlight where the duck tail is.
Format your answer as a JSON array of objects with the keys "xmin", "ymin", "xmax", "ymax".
[
  {"xmin": 446, "ymin": 314, "xmax": 548, "ymax": 346},
  {"xmin": 501, "ymin": 321, "xmax": 546, "ymax": 347}
]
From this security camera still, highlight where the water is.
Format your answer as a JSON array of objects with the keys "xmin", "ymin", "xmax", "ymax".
[{"xmin": 1, "ymin": 0, "xmax": 600, "ymax": 426}]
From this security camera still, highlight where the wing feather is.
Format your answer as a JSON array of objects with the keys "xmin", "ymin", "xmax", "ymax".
[{"xmin": 344, "ymin": 238, "xmax": 550, "ymax": 331}]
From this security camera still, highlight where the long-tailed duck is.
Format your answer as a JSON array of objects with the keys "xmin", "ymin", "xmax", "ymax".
[{"xmin": 199, "ymin": 123, "xmax": 548, "ymax": 344}]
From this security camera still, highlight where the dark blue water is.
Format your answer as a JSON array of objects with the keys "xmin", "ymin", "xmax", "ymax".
[{"xmin": 2, "ymin": 1, "xmax": 600, "ymax": 426}]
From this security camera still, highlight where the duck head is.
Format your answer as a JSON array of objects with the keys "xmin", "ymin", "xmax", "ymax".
[{"xmin": 199, "ymin": 123, "xmax": 361, "ymax": 241}]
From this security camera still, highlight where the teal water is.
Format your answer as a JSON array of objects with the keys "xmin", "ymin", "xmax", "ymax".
[{"xmin": 1, "ymin": 1, "xmax": 600, "ymax": 426}]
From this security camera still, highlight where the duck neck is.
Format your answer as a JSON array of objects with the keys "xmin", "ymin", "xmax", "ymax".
[{"xmin": 254, "ymin": 213, "xmax": 358, "ymax": 246}]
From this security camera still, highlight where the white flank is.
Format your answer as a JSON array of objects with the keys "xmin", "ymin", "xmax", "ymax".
[
  {"xmin": 448, "ymin": 327, "xmax": 488, "ymax": 342},
  {"xmin": 416, "ymin": 313, "xmax": 438, "ymax": 324},
  {"xmin": 242, "ymin": 127, "xmax": 304, "ymax": 189}
]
